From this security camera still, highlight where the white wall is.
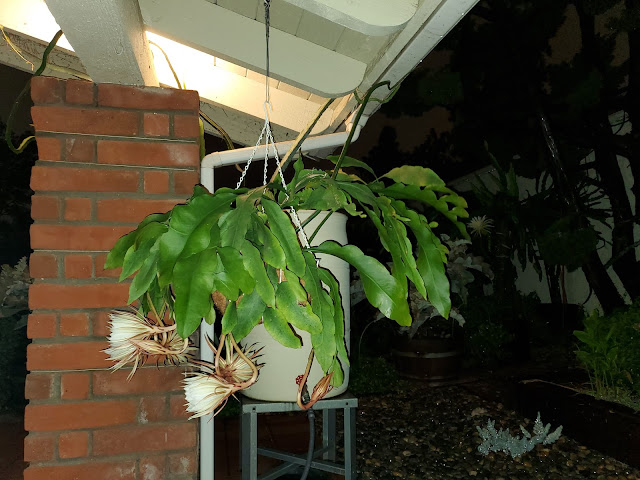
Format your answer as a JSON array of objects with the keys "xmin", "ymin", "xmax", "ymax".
[{"xmin": 449, "ymin": 111, "xmax": 636, "ymax": 314}]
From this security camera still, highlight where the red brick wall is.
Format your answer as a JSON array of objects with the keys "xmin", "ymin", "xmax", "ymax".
[{"xmin": 25, "ymin": 77, "xmax": 201, "ymax": 480}]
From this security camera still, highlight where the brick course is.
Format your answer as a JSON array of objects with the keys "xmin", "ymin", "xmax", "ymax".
[{"xmin": 26, "ymin": 76, "xmax": 200, "ymax": 480}]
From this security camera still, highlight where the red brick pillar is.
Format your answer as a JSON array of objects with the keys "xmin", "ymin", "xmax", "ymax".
[{"xmin": 25, "ymin": 77, "xmax": 201, "ymax": 480}]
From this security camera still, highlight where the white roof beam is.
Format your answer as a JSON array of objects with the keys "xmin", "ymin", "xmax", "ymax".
[
  {"xmin": 281, "ymin": 0, "xmax": 417, "ymax": 36},
  {"xmin": 43, "ymin": 0, "xmax": 158, "ymax": 86},
  {"xmin": 138, "ymin": 0, "xmax": 366, "ymax": 98}
]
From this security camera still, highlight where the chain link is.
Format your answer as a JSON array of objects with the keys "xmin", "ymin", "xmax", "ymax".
[
  {"xmin": 234, "ymin": 119, "xmax": 268, "ymax": 190},
  {"xmin": 234, "ymin": 0, "xmax": 312, "ymax": 252}
]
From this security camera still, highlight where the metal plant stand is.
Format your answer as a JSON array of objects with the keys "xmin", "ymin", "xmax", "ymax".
[{"xmin": 240, "ymin": 392, "xmax": 358, "ymax": 480}]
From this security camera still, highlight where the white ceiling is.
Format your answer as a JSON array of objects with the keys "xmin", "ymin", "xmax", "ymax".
[{"xmin": 0, "ymin": 0, "xmax": 478, "ymax": 146}]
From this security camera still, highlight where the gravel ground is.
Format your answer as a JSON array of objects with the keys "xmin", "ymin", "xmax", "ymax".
[{"xmin": 335, "ymin": 383, "xmax": 640, "ymax": 480}]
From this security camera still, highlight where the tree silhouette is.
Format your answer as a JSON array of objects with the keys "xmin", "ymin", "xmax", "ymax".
[{"xmin": 369, "ymin": 0, "xmax": 640, "ymax": 313}]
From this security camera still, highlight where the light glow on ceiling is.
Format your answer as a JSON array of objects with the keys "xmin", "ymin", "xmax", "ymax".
[
  {"xmin": 146, "ymin": 31, "xmax": 235, "ymax": 100},
  {"xmin": 0, "ymin": 0, "xmax": 73, "ymax": 51}
]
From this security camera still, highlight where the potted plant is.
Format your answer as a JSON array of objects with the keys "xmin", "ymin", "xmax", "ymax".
[
  {"xmin": 103, "ymin": 83, "xmax": 469, "ymax": 415},
  {"xmin": 390, "ymin": 235, "xmax": 492, "ymax": 382}
]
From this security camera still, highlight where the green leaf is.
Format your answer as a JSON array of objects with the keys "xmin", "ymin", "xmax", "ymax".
[
  {"xmin": 275, "ymin": 270, "xmax": 323, "ymax": 334},
  {"xmin": 263, "ymin": 307, "xmax": 301, "ymax": 348},
  {"xmin": 212, "ymin": 269, "xmax": 240, "ymax": 301},
  {"xmin": 204, "ymin": 303, "xmax": 216, "ymax": 325},
  {"xmin": 293, "ymin": 155, "xmax": 305, "ymax": 180},
  {"xmin": 220, "ymin": 196, "xmax": 255, "ymax": 249},
  {"xmin": 378, "ymin": 198, "xmax": 425, "ymax": 298},
  {"xmin": 318, "ymin": 268, "xmax": 349, "ymax": 370},
  {"xmin": 240, "ymin": 240, "xmax": 275, "ymax": 307},
  {"xmin": 303, "ymin": 183, "xmax": 349, "ymax": 211},
  {"xmin": 234, "ymin": 289, "xmax": 266, "ymax": 341},
  {"xmin": 251, "ymin": 215, "xmax": 286, "ymax": 270},
  {"xmin": 157, "ymin": 191, "xmax": 237, "ymax": 287},
  {"xmin": 180, "ymin": 212, "xmax": 222, "ymax": 259},
  {"xmin": 383, "ymin": 166, "xmax": 449, "ymax": 192},
  {"xmin": 506, "ymin": 164, "xmax": 519, "ymax": 198},
  {"xmin": 311, "ymin": 288, "xmax": 336, "ymax": 372},
  {"xmin": 336, "ymin": 181, "xmax": 379, "ymax": 208},
  {"xmin": 311, "ymin": 241, "xmax": 411, "ymax": 326},
  {"xmin": 328, "ymin": 357, "xmax": 344, "ymax": 387},
  {"xmin": 218, "ymin": 246, "xmax": 255, "ymax": 294},
  {"xmin": 221, "ymin": 300, "xmax": 237, "ymax": 335},
  {"xmin": 395, "ymin": 203, "xmax": 451, "ymax": 318},
  {"xmin": 172, "ymin": 248, "xmax": 219, "ymax": 338},
  {"xmin": 301, "ymin": 252, "xmax": 336, "ymax": 324},
  {"xmin": 119, "ymin": 222, "xmax": 168, "ymax": 281},
  {"xmin": 128, "ymin": 243, "xmax": 161, "ymax": 304},
  {"xmin": 441, "ymin": 194, "xmax": 468, "ymax": 208},
  {"xmin": 261, "ymin": 198, "xmax": 306, "ymax": 276},
  {"xmin": 380, "ymin": 183, "xmax": 468, "ymax": 238},
  {"xmin": 327, "ymin": 155, "xmax": 376, "ymax": 178},
  {"xmin": 105, "ymin": 212, "xmax": 170, "ymax": 269},
  {"xmin": 191, "ymin": 184, "xmax": 211, "ymax": 198},
  {"xmin": 291, "ymin": 169, "xmax": 327, "ymax": 193}
]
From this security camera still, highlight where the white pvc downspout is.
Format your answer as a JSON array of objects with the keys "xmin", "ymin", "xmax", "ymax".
[
  {"xmin": 200, "ymin": 113, "xmax": 367, "ymax": 193},
  {"xmin": 197, "ymin": 112, "xmax": 366, "ymax": 480}
]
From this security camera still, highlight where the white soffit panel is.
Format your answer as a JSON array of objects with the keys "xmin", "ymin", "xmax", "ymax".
[
  {"xmin": 0, "ymin": 0, "xmax": 73, "ymax": 50},
  {"xmin": 147, "ymin": 33, "xmax": 335, "ymax": 137},
  {"xmin": 138, "ymin": 0, "xmax": 366, "ymax": 97},
  {"xmin": 281, "ymin": 0, "xmax": 418, "ymax": 36}
]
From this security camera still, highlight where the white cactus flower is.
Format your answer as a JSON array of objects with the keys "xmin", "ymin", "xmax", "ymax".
[
  {"xmin": 468, "ymin": 215, "xmax": 494, "ymax": 237},
  {"xmin": 104, "ymin": 309, "xmax": 192, "ymax": 380},
  {"xmin": 183, "ymin": 335, "xmax": 261, "ymax": 418},
  {"xmin": 183, "ymin": 373, "xmax": 236, "ymax": 419}
]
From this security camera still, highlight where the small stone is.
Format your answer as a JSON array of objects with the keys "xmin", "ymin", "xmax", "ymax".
[{"xmin": 468, "ymin": 470, "xmax": 478, "ymax": 476}]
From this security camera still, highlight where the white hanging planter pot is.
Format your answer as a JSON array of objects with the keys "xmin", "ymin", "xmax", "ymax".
[{"xmin": 242, "ymin": 210, "xmax": 350, "ymax": 402}]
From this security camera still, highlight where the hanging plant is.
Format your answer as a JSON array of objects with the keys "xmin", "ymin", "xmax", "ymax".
[{"xmin": 104, "ymin": 82, "xmax": 469, "ymax": 412}]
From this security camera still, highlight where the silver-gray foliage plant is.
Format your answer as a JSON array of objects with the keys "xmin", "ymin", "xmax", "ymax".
[{"xmin": 477, "ymin": 412, "xmax": 563, "ymax": 458}]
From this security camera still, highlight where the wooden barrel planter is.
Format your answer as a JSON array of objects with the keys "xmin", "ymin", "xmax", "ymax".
[{"xmin": 392, "ymin": 338, "xmax": 462, "ymax": 383}]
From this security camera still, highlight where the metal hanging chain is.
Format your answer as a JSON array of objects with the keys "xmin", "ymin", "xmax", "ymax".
[
  {"xmin": 234, "ymin": 0, "xmax": 312, "ymax": 250},
  {"xmin": 264, "ymin": 0, "xmax": 271, "ymax": 104}
]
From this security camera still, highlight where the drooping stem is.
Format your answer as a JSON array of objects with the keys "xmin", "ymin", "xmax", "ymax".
[
  {"xmin": 308, "ymin": 210, "xmax": 333, "ymax": 244},
  {"xmin": 297, "ymin": 209, "xmax": 322, "ymax": 234},
  {"xmin": 331, "ymin": 81, "xmax": 391, "ymax": 179},
  {"xmin": 148, "ymin": 324, "xmax": 177, "ymax": 334},
  {"xmin": 269, "ymin": 98, "xmax": 335, "ymax": 184},
  {"xmin": 200, "ymin": 110, "xmax": 235, "ymax": 151},
  {"xmin": 296, "ymin": 349, "xmax": 315, "ymax": 410},
  {"xmin": 5, "ymin": 30, "xmax": 63, "ymax": 154},
  {"xmin": 214, "ymin": 333, "xmax": 226, "ymax": 372},
  {"xmin": 228, "ymin": 333, "xmax": 260, "ymax": 389},
  {"xmin": 148, "ymin": 39, "xmax": 235, "ymax": 152},
  {"xmin": 146, "ymin": 292, "xmax": 164, "ymax": 326}
]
